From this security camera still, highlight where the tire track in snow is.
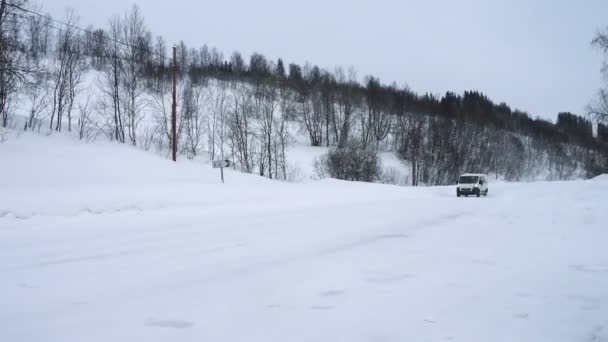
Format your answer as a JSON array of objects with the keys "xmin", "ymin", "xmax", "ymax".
[{"xmin": 138, "ymin": 210, "xmax": 471, "ymax": 296}]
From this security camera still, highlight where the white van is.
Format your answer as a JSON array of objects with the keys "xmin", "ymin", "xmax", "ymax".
[{"xmin": 457, "ymin": 173, "xmax": 488, "ymax": 197}]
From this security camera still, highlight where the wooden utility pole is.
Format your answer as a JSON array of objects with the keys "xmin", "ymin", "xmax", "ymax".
[{"xmin": 171, "ymin": 46, "xmax": 177, "ymax": 162}]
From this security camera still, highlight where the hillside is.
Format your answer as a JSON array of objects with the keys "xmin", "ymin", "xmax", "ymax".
[
  {"xmin": 2, "ymin": 130, "xmax": 608, "ymax": 342},
  {"xmin": 1, "ymin": 3, "xmax": 607, "ymax": 185}
]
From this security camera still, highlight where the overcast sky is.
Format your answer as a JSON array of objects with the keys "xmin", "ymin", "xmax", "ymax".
[{"xmin": 43, "ymin": 0, "xmax": 607, "ymax": 121}]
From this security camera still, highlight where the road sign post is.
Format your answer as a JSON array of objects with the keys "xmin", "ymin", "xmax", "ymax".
[{"xmin": 212, "ymin": 159, "xmax": 231, "ymax": 183}]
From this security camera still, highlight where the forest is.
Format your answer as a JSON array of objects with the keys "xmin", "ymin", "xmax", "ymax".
[{"xmin": 1, "ymin": 1, "xmax": 607, "ymax": 185}]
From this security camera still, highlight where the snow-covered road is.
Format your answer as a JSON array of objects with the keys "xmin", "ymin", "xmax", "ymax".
[
  {"xmin": 2, "ymin": 180, "xmax": 607, "ymax": 342},
  {"xmin": 1, "ymin": 134, "xmax": 607, "ymax": 342}
]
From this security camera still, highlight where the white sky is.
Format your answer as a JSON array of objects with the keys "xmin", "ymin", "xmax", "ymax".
[{"xmin": 43, "ymin": 0, "xmax": 608, "ymax": 121}]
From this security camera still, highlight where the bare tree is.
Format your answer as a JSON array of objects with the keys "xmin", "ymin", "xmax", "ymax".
[
  {"xmin": 181, "ymin": 80, "xmax": 207, "ymax": 158},
  {"xmin": 0, "ymin": 0, "xmax": 29, "ymax": 128},
  {"xmin": 276, "ymin": 77, "xmax": 294, "ymax": 179},
  {"xmin": 295, "ymin": 65, "xmax": 324, "ymax": 146},
  {"xmin": 63, "ymin": 40, "xmax": 88, "ymax": 134},
  {"xmin": 228, "ymin": 83, "xmax": 255, "ymax": 173},
  {"xmin": 255, "ymin": 82, "xmax": 279, "ymax": 179},
  {"xmin": 396, "ymin": 112, "xmax": 425, "ymax": 186},
  {"xmin": 587, "ymin": 89, "xmax": 608, "ymax": 125},
  {"xmin": 77, "ymin": 89, "xmax": 101, "ymax": 141},
  {"xmin": 333, "ymin": 67, "xmax": 358, "ymax": 148},
  {"xmin": 121, "ymin": 4, "xmax": 148, "ymax": 145},
  {"xmin": 230, "ymin": 51, "xmax": 245, "ymax": 74},
  {"xmin": 26, "ymin": 11, "xmax": 45, "ymax": 61},
  {"xmin": 206, "ymin": 82, "xmax": 229, "ymax": 161},
  {"xmin": 149, "ymin": 35, "xmax": 168, "ymax": 92},
  {"xmin": 88, "ymin": 28, "xmax": 106, "ymax": 70},
  {"xmin": 589, "ymin": 29, "xmax": 608, "ymax": 124},
  {"xmin": 362, "ymin": 76, "xmax": 393, "ymax": 147},
  {"xmin": 320, "ymin": 72, "xmax": 335, "ymax": 147},
  {"xmin": 100, "ymin": 15, "xmax": 124, "ymax": 142},
  {"xmin": 49, "ymin": 11, "xmax": 78, "ymax": 132},
  {"xmin": 150, "ymin": 85, "xmax": 171, "ymax": 151},
  {"xmin": 150, "ymin": 76, "xmax": 186, "ymax": 154},
  {"xmin": 24, "ymin": 69, "xmax": 49, "ymax": 132}
]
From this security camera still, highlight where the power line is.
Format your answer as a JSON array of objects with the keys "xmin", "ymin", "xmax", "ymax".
[
  {"xmin": 7, "ymin": 11, "xmax": 174, "ymax": 71},
  {"xmin": 6, "ymin": 2, "xmax": 172, "ymax": 63}
]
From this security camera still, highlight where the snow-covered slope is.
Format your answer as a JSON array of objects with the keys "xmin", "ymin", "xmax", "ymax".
[
  {"xmin": 285, "ymin": 123, "xmax": 410, "ymax": 183},
  {"xmin": 592, "ymin": 174, "xmax": 608, "ymax": 182},
  {"xmin": 1, "ymin": 133, "xmax": 607, "ymax": 342}
]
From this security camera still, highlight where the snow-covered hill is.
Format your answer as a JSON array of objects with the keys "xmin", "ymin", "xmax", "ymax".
[{"xmin": 1, "ymin": 131, "xmax": 607, "ymax": 342}]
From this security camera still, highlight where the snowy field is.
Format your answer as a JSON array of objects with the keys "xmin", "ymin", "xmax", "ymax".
[{"xmin": 1, "ymin": 132, "xmax": 607, "ymax": 342}]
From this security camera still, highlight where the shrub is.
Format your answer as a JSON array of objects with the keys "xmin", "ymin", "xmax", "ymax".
[{"xmin": 314, "ymin": 142, "xmax": 381, "ymax": 182}]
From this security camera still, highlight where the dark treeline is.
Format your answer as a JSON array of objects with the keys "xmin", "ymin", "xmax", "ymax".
[
  {"xmin": 2, "ymin": 2, "xmax": 607, "ymax": 184},
  {"xmin": 599, "ymin": 123, "xmax": 608, "ymax": 143}
]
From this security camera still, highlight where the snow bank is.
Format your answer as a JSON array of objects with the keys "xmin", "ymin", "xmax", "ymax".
[
  {"xmin": 0, "ymin": 131, "xmax": 269, "ymax": 218},
  {"xmin": 591, "ymin": 174, "xmax": 608, "ymax": 182}
]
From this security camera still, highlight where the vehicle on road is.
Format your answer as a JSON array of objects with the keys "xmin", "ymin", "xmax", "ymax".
[{"xmin": 457, "ymin": 173, "xmax": 488, "ymax": 197}]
